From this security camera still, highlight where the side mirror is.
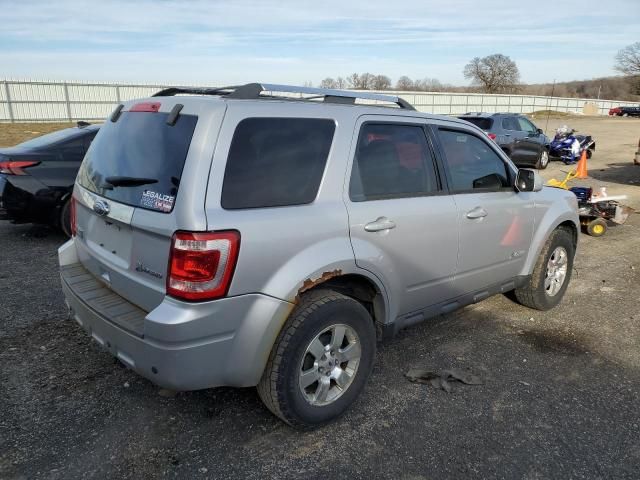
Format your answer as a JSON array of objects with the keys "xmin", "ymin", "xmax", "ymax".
[
  {"xmin": 516, "ymin": 168, "xmax": 543, "ymax": 192},
  {"xmin": 536, "ymin": 128, "xmax": 544, "ymax": 135}
]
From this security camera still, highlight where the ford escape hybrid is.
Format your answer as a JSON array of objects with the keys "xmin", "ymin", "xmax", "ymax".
[{"xmin": 59, "ymin": 83, "xmax": 579, "ymax": 429}]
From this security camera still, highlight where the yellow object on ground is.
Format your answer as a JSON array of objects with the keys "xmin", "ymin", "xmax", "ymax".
[{"xmin": 546, "ymin": 169, "xmax": 577, "ymax": 189}]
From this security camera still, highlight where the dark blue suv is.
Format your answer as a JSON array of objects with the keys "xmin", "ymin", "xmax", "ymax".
[{"xmin": 458, "ymin": 113, "xmax": 550, "ymax": 169}]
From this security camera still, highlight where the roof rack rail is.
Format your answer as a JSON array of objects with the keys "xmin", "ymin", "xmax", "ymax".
[{"xmin": 153, "ymin": 83, "xmax": 416, "ymax": 110}]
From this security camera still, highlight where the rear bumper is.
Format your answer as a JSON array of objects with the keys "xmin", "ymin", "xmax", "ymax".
[{"xmin": 59, "ymin": 239, "xmax": 293, "ymax": 391}]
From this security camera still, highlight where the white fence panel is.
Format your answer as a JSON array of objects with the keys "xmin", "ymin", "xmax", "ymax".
[{"xmin": 0, "ymin": 79, "xmax": 638, "ymax": 122}]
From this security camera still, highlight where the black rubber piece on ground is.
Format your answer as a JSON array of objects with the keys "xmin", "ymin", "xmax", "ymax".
[
  {"xmin": 257, "ymin": 289, "xmax": 376, "ymax": 429},
  {"xmin": 514, "ymin": 227, "xmax": 575, "ymax": 310}
]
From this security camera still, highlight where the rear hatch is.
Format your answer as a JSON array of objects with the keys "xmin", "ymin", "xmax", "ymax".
[{"xmin": 73, "ymin": 99, "xmax": 221, "ymax": 312}]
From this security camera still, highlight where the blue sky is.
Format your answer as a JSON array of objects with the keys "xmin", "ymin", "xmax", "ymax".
[{"xmin": 0, "ymin": 0, "xmax": 638, "ymax": 86}]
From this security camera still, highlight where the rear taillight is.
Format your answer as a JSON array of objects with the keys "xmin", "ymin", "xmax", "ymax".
[
  {"xmin": 487, "ymin": 133, "xmax": 497, "ymax": 141},
  {"xmin": 0, "ymin": 160, "xmax": 39, "ymax": 175},
  {"xmin": 70, "ymin": 197, "xmax": 77, "ymax": 237},
  {"xmin": 167, "ymin": 231, "xmax": 240, "ymax": 301}
]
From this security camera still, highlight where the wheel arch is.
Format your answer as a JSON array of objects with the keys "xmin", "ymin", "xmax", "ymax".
[
  {"xmin": 521, "ymin": 205, "xmax": 579, "ymax": 277},
  {"xmin": 297, "ymin": 272, "xmax": 388, "ymax": 333}
]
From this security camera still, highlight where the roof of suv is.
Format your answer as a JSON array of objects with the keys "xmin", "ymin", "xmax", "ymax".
[{"xmin": 145, "ymin": 82, "xmax": 473, "ymax": 127}]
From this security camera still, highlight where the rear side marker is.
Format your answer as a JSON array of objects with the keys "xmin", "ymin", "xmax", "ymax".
[{"xmin": 166, "ymin": 104, "xmax": 184, "ymax": 126}]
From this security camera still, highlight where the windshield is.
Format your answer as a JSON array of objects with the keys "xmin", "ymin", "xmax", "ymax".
[
  {"xmin": 76, "ymin": 112, "xmax": 197, "ymax": 213},
  {"xmin": 18, "ymin": 128, "xmax": 83, "ymax": 149}
]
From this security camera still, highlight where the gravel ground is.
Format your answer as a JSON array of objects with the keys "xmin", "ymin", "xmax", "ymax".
[{"xmin": 1, "ymin": 116, "xmax": 639, "ymax": 479}]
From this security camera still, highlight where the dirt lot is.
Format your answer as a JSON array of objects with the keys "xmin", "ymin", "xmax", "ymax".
[{"xmin": 1, "ymin": 117, "xmax": 639, "ymax": 479}]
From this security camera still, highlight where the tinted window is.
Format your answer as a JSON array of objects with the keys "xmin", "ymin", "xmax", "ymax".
[
  {"xmin": 459, "ymin": 117, "xmax": 493, "ymax": 130},
  {"xmin": 77, "ymin": 112, "xmax": 197, "ymax": 212},
  {"xmin": 349, "ymin": 124, "xmax": 438, "ymax": 201},
  {"xmin": 501, "ymin": 117, "xmax": 521, "ymax": 131},
  {"xmin": 438, "ymin": 129, "xmax": 510, "ymax": 192},
  {"xmin": 517, "ymin": 117, "xmax": 537, "ymax": 133},
  {"xmin": 58, "ymin": 137, "xmax": 85, "ymax": 162},
  {"xmin": 221, "ymin": 118, "xmax": 335, "ymax": 209}
]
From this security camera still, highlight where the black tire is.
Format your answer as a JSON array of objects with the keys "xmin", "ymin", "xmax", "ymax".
[
  {"xmin": 586, "ymin": 218, "xmax": 607, "ymax": 237},
  {"xmin": 514, "ymin": 227, "xmax": 575, "ymax": 311},
  {"xmin": 59, "ymin": 199, "xmax": 72, "ymax": 238},
  {"xmin": 586, "ymin": 149, "xmax": 593, "ymax": 159},
  {"xmin": 535, "ymin": 148, "xmax": 549, "ymax": 169},
  {"xmin": 257, "ymin": 289, "xmax": 376, "ymax": 429}
]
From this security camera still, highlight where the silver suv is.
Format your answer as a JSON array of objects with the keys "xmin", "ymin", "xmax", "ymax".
[{"xmin": 59, "ymin": 83, "xmax": 579, "ymax": 428}]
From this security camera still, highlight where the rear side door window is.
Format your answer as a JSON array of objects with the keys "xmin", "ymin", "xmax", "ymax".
[
  {"xmin": 437, "ymin": 129, "xmax": 511, "ymax": 192},
  {"xmin": 501, "ymin": 117, "xmax": 521, "ymax": 132},
  {"xmin": 516, "ymin": 117, "xmax": 537, "ymax": 134},
  {"xmin": 221, "ymin": 118, "xmax": 335, "ymax": 209},
  {"xmin": 349, "ymin": 123, "xmax": 439, "ymax": 201}
]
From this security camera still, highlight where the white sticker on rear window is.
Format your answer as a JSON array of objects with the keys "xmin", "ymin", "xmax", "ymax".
[{"xmin": 140, "ymin": 190, "xmax": 175, "ymax": 212}]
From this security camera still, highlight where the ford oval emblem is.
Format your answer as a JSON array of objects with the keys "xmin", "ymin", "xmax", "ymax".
[{"xmin": 93, "ymin": 200, "xmax": 110, "ymax": 217}]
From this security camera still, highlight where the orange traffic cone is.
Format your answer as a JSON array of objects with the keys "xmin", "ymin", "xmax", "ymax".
[{"xmin": 575, "ymin": 150, "xmax": 588, "ymax": 179}]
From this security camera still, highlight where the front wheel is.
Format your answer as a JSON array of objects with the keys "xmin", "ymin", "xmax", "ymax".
[
  {"xmin": 514, "ymin": 228, "xmax": 575, "ymax": 310},
  {"xmin": 536, "ymin": 149, "xmax": 549, "ymax": 169},
  {"xmin": 257, "ymin": 289, "xmax": 376, "ymax": 429}
]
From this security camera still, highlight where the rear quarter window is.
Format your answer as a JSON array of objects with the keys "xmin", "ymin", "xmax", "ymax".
[{"xmin": 221, "ymin": 118, "xmax": 335, "ymax": 209}]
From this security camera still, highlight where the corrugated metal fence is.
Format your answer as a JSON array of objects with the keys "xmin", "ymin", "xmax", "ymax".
[{"xmin": 1, "ymin": 79, "xmax": 637, "ymax": 122}]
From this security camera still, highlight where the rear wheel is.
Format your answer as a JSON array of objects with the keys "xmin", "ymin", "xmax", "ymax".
[
  {"xmin": 514, "ymin": 228, "xmax": 575, "ymax": 310},
  {"xmin": 257, "ymin": 289, "xmax": 376, "ymax": 429},
  {"xmin": 586, "ymin": 218, "xmax": 607, "ymax": 237},
  {"xmin": 59, "ymin": 199, "xmax": 72, "ymax": 238}
]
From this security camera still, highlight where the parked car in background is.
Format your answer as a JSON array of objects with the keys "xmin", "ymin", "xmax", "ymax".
[
  {"xmin": 59, "ymin": 84, "xmax": 579, "ymax": 429},
  {"xmin": 457, "ymin": 113, "xmax": 550, "ymax": 169},
  {"xmin": 0, "ymin": 122, "xmax": 99, "ymax": 236},
  {"xmin": 608, "ymin": 106, "xmax": 640, "ymax": 117}
]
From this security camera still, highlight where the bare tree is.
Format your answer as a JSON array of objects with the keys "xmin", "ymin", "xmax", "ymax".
[
  {"xmin": 320, "ymin": 77, "xmax": 338, "ymax": 89},
  {"xmin": 359, "ymin": 73, "xmax": 375, "ymax": 89},
  {"xmin": 371, "ymin": 75, "xmax": 392, "ymax": 90},
  {"xmin": 414, "ymin": 77, "xmax": 443, "ymax": 91},
  {"xmin": 395, "ymin": 76, "xmax": 414, "ymax": 90},
  {"xmin": 346, "ymin": 73, "xmax": 360, "ymax": 89},
  {"xmin": 463, "ymin": 54, "xmax": 520, "ymax": 93},
  {"xmin": 615, "ymin": 42, "xmax": 640, "ymax": 76},
  {"xmin": 335, "ymin": 77, "xmax": 347, "ymax": 89}
]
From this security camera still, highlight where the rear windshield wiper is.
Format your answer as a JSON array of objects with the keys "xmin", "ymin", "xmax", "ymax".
[{"xmin": 103, "ymin": 176, "xmax": 159, "ymax": 188}]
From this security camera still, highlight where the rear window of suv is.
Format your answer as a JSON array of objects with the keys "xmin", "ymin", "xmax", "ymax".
[
  {"xmin": 459, "ymin": 117, "xmax": 493, "ymax": 130},
  {"xmin": 76, "ymin": 112, "xmax": 197, "ymax": 213},
  {"xmin": 221, "ymin": 117, "xmax": 335, "ymax": 209}
]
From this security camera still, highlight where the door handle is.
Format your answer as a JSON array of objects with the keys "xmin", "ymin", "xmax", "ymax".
[
  {"xmin": 466, "ymin": 207, "xmax": 488, "ymax": 219},
  {"xmin": 364, "ymin": 217, "xmax": 396, "ymax": 232}
]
